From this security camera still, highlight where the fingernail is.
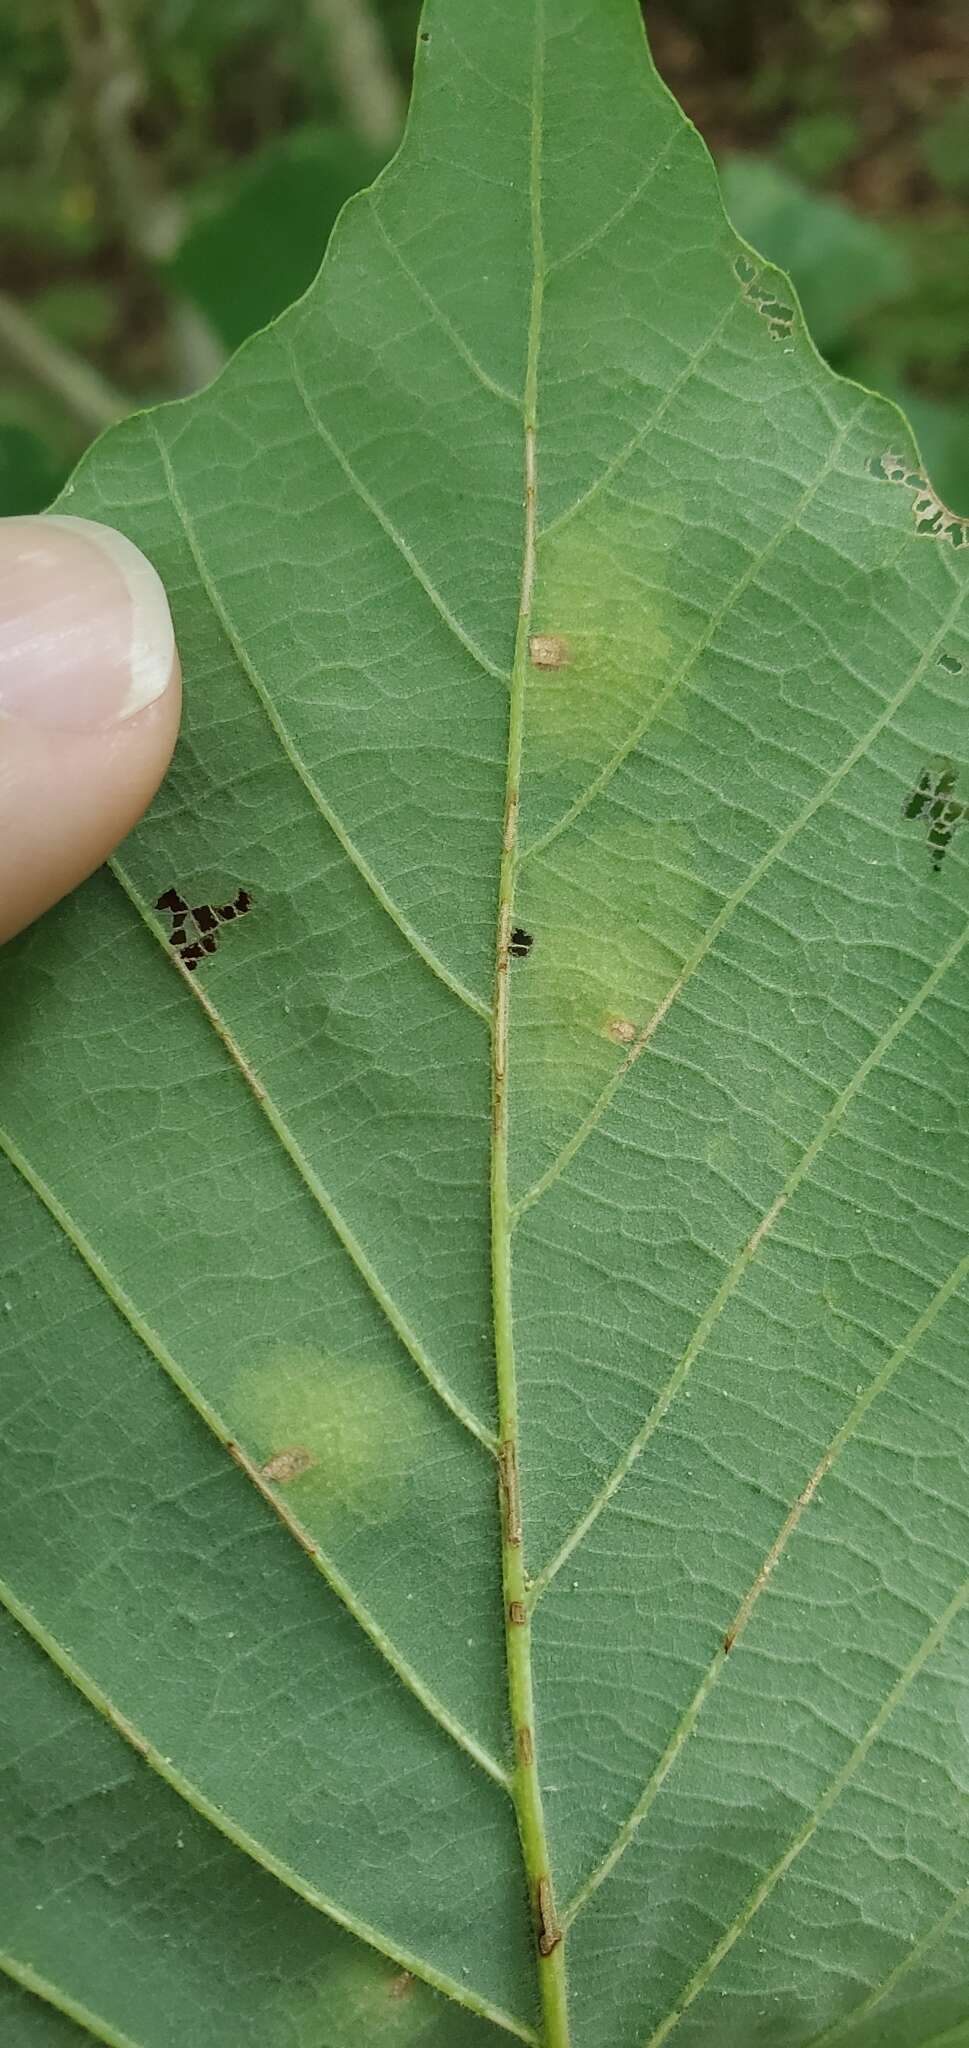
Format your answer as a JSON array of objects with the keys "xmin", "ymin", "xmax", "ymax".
[{"xmin": 0, "ymin": 514, "xmax": 176, "ymax": 731}]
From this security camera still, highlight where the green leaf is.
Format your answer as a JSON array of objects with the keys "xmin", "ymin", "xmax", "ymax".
[
  {"xmin": 2, "ymin": 4, "xmax": 969, "ymax": 2046},
  {"xmin": 0, "ymin": 1975, "xmax": 95, "ymax": 2048},
  {"xmin": 0, "ymin": 1606, "xmax": 495, "ymax": 2048}
]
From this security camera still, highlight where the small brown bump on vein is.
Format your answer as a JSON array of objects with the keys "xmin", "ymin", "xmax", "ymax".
[
  {"xmin": 721, "ymin": 1448, "xmax": 831, "ymax": 1659},
  {"xmin": 537, "ymin": 1876, "xmax": 562, "ymax": 1958},
  {"xmin": 518, "ymin": 1725, "xmax": 535, "ymax": 1766},
  {"xmin": 509, "ymin": 1598, "xmax": 527, "ymax": 1627},
  {"xmin": 529, "ymin": 633, "xmax": 571, "ymax": 670},
  {"xmin": 503, "ymin": 788, "xmax": 519, "ymax": 852},
  {"xmin": 389, "ymin": 1972, "xmax": 414, "ymax": 2001},
  {"xmin": 115, "ymin": 1710, "xmax": 150, "ymax": 1760},
  {"xmin": 227, "ymin": 1439, "xmax": 318, "ymax": 1560},
  {"xmin": 260, "ymin": 1446, "xmax": 315, "ymax": 1484},
  {"xmin": 498, "ymin": 1439, "xmax": 523, "ymax": 1546},
  {"xmin": 746, "ymin": 1191, "xmax": 787, "ymax": 1259}
]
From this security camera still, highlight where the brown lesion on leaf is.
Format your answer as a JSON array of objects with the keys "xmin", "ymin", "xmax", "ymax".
[
  {"xmin": 517, "ymin": 1724, "xmax": 534, "ymax": 1765},
  {"xmin": 259, "ymin": 1446, "xmax": 315, "ymax": 1484},
  {"xmin": 537, "ymin": 1876, "xmax": 562, "ymax": 1957},
  {"xmin": 227, "ymin": 1438, "xmax": 319, "ymax": 1562},
  {"xmin": 529, "ymin": 633, "xmax": 571, "ymax": 669},
  {"xmin": 388, "ymin": 1972, "xmax": 413, "ymax": 2001},
  {"xmin": 720, "ymin": 1448, "xmax": 831, "ymax": 1663},
  {"xmin": 604, "ymin": 1014, "xmax": 637, "ymax": 1045}
]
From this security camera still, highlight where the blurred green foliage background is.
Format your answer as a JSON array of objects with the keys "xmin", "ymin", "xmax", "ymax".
[{"xmin": 1, "ymin": 0, "xmax": 967, "ymax": 514}]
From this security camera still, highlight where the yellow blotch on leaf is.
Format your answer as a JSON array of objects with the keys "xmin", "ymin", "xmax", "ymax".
[
  {"xmin": 281, "ymin": 1947, "xmax": 439, "ymax": 2045},
  {"xmin": 526, "ymin": 492, "xmax": 684, "ymax": 774},
  {"xmin": 518, "ymin": 818, "xmax": 712, "ymax": 1042},
  {"xmin": 233, "ymin": 1347, "xmax": 428, "ymax": 1528},
  {"xmin": 511, "ymin": 819, "xmax": 719, "ymax": 1180}
]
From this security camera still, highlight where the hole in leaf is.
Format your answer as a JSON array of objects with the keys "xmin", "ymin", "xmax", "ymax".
[
  {"xmin": 868, "ymin": 451, "xmax": 969, "ymax": 547},
  {"xmin": 735, "ymin": 260, "xmax": 796, "ymax": 341},
  {"xmin": 939, "ymin": 652, "xmax": 964, "ymax": 675},
  {"xmin": 903, "ymin": 763, "xmax": 967, "ymax": 870},
  {"xmin": 155, "ymin": 886, "xmax": 188, "ymax": 915},
  {"xmin": 156, "ymin": 885, "xmax": 253, "ymax": 969},
  {"xmin": 510, "ymin": 927, "xmax": 534, "ymax": 958}
]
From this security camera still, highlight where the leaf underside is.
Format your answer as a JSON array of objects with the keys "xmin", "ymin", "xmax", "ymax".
[{"xmin": 2, "ymin": 3, "xmax": 969, "ymax": 2046}]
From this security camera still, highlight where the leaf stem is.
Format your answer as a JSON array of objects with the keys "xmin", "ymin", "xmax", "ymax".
[
  {"xmin": 491, "ymin": 8, "xmax": 570, "ymax": 2043},
  {"xmin": 0, "ymin": 288, "xmax": 127, "ymax": 438},
  {"xmin": 60, "ymin": 0, "xmax": 224, "ymax": 394},
  {"xmin": 308, "ymin": 0, "xmax": 406, "ymax": 152}
]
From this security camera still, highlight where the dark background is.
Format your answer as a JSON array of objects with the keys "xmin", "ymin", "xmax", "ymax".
[{"xmin": 1, "ymin": 0, "xmax": 967, "ymax": 513}]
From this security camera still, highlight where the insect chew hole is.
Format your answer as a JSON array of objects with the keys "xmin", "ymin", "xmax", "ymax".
[{"xmin": 155, "ymin": 884, "xmax": 254, "ymax": 969}]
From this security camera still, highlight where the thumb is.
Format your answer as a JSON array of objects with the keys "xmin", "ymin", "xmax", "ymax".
[{"xmin": 0, "ymin": 514, "xmax": 181, "ymax": 945}]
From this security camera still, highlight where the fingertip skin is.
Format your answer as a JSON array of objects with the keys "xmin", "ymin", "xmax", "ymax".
[
  {"xmin": 0, "ymin": 655, "xmax": 181, "ymax": 945},
  {"xmin": 0, "ymin": 514, "xmax": 182, "ymax": 944}
]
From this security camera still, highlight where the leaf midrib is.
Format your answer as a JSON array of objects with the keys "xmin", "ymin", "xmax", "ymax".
[
  {"xmin": 8, "ymin": 4, "xmax": 969, "ymax": 2038},
  {"xmin": 489, "ymin": 6, "xmax": 575, "ymax": 2043}
]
